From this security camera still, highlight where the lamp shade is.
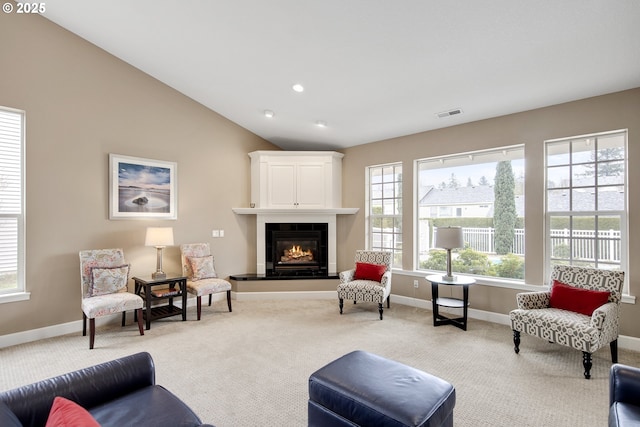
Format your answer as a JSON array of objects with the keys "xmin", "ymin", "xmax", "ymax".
[
  {"xmin": 145, "ymin": 227, "xmax": 174, "ymax": 247},
  {"xmin": 435, "ymin": 226, "xmax": 464, "ymax": 250}
]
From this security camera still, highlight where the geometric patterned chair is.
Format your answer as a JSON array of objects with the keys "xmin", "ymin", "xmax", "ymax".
[
  {"xmin": 180, "ymin": 243, "xmax": 232, "ymax": 320},
  {"xmin": 78, "ymin": 248, "xmax": 144, "ymax": 349},
  {"xmin": 510, "ymin": 265, "xmax": 625, "ymax": 379},
  {"xmin": 338, "ymin": 250, "xmax": 393, "ymax": 320}
]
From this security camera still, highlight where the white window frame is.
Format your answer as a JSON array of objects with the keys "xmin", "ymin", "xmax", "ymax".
[
  {"xmin": 544, "ymin": 129, "xmax": 628, "ymax": 292},
  {"xmin": 0, "ymin": 106, "xmax": 27, "ymax": 302},
  {"xmin": 366, "ymin": 162, "xmax": 402, "ymax": 268}
]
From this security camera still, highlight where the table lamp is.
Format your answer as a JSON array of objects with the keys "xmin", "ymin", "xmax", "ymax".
[
  {"xmin": 145, "ymin": 227, "xmax": 174, "ymax": 279},
  {"xmin": 435, "ymin": 226, "xmax": 464, "ymax": 281}
]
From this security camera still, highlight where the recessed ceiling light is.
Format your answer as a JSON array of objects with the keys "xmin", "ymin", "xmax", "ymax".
[
  {"xmin": 264, "ymin": 110, "xmax": 275, "ymax": 118},
  {"xmin": 292, "ymin": 84, "xmax": 304, "ymax": 93},
  {"xmin": 315, "ymin": 120, "xmax": 327, "ymax": 127}
]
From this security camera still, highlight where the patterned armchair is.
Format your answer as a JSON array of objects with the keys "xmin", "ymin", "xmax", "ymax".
[
  {"xmin": 510, "ymin": 265, "xmax": 625, "ymax": 379},
  {"xmin": 180, "ymin": 243, "xmax": 232, "ymax": 320},
  {"xmin": 79, "ymin": 248, "xmax": 144, "ymax": 349},
  {"xmin": 337, "ymin": 250, "xmax": 393, "ymax": 320}
]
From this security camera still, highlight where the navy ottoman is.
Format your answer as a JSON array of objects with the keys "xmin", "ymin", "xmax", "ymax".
[{"xmin": 308, "ymin": 350, "xmax": 455, "ymax": 427}]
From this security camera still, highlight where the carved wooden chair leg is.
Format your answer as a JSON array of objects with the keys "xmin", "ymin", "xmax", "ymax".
[
  {"xmin": 226, "ymin": 290, "xmax": 232, "ymax": 312},
  {"xmin": 582, "ymin": 352, "xmax": 593, "ymax": 379},
  {"xmin": 136, "ymin": 308, "xmax": 144, "ymax": 336},
  {"xmin": 89, "ymin": 318, "xmax": 95, "ymax": 350},
  {"xmin": 610, "ymin": 340, "xmax": 619, "ymax": 363},
  {"xmin": 513, "ymin": 330, "xmax": 521, "ymax": 354},
  {"xmin": 339, "ymin": 298, "xmax": 344, "ymax": 314},
  {"xmin": 378, "ymin": 303, "xmax": 383, "ymax": 320}
]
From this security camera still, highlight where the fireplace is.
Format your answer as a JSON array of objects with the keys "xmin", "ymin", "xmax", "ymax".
[{"xmin": 265, "ymin": 223, "xmax": 328, "ymax": 277}]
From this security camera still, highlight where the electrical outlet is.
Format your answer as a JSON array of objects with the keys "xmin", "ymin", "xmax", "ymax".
[
  {"xmin": 413, "ymin": 280, "xmax": 419, "ymax": 289},
  {"xmin": 212, "ymin": 230, "xmax": 220, "ymax": 237},
  {"xmin": 219, "ymin": 230, "xmax": 224, "ymax": 237}
]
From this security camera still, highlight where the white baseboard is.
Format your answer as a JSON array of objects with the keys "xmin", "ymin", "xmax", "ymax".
[{"xmin": 2, "ymin": 291, "xmax": 640, "ymax": 353}]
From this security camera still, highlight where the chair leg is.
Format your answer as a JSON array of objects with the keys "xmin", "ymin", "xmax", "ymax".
[
  {"xmin": 378, "ymin": 303, "xmax": 383, "ymax": 320},
  {"xmin": 387, "ymin": 296, "xmax": 390, "ymax": 308},
  {"xmin": 82, "ymin": 312, "xmax": 87, "ymax": 337},
  {"xmin": 513, "ymin": 330, "xmax": 520, "ymax": 354},
  {"xmin": 89, "ymin": 318, "xmax": 95, "ymax": 350},
  {"xmin": 136, "ymin": 308, "xmax": 144, "ymax": 336},
  {"xmin": 339, "ymin": 298, "xmax": 344, "ymax": 314},
  {"xmin": 226, "ymin": 290, "xmax": 232, "ymax": 312},
  {"xmin": 582, "ymin": 352, "xmax": 592, "ymax": 379},
  {"xmin": 208, "ymin": 294, "xmax": 213, "ymax": 307},
  {"xmin": 610, "ymin": 340, "xmax": 619, "ymax": 363},
  {"xmin": 121, "ymin": 311, "xmax": 126, "ymax": 327},
  {"xmin": 197, "ymin": 296, "xmax": 202, "ymax": 321}
]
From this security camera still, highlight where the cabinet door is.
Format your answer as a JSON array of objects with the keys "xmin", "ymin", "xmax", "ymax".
[
  {"xmin": 296, "ymin": 163, "xmax": 326, "ymax": 208},
  {"xmin": 268, "ymin": 163, "xmax": 297, "ymax": 207}
]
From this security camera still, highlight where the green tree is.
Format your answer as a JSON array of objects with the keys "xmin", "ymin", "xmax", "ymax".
[
  {"xmin": 478, "ymin": 176, "xmax": 490, "ymax": 186},
  {"xmin": 447, "ymin": 173, "xmax": 460, "ymax": 189},
  {"xmin": 493, "ymin": 161, "xmax": 516, "ymax": 255},
  {"xmin": 453, "ymin": 247, "xmax": 495, "ymax": 276},
  {"xmin": 495, "ymin": 253, "xmax": 524, "ymax": 279}
]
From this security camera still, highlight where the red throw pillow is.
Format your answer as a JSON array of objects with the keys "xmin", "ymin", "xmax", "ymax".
[
  {"xmin": 45, "ymin": 397, "xmax": 101, "ymax": 427},
  {"xmin": 354, "ymin": 262, "xmax": 387, "ymax": 282},
  {"xmin": 549, "ymin": 280, "xmax": 610, "ymax": 316}
]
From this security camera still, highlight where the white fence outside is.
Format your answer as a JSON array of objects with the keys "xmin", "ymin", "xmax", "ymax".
[{"xmin": 427, "ymin": 226, "xmax": 621, "ymax": 263}]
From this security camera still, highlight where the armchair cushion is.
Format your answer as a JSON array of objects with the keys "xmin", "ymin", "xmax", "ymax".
[
  {"xmin": 188, "ymin": 256, "xmax": 217, "ymax": 281},
  {"xmin": 45, "ymin": 397, "xmax": 100, "ymax": 427},
  {"xmin": 550, "ymin": 280, "xmax": 610, "ymax": 316},
  {"xmin": 354, "ymin": 262, "xmax": 386, "ymax": 282},
  {"xmin": 89, "ymin": 264, "xmax": 130, "ymax": 296}
]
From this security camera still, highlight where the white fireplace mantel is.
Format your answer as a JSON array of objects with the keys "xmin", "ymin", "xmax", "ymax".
[{"xmin": 232, "ymin": 208, "xmax": 358, "ymax": 275}]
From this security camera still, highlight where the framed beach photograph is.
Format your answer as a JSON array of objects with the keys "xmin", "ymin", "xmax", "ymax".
[{"xmin": 109, "ymin": 154, "xmax": 177, "ymax": 220}]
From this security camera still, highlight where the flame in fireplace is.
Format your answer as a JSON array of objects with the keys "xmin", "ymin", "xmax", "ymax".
[{"xmin": 286, "ymin": 245, "xmax": 313, "ymax": 259}]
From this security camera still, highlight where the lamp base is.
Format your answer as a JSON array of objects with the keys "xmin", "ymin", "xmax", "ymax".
[
  {"xmin": 441, "ymin": 274, "xmax": 457, "ymax": 282},
  {"xmin": 152, "ymin": 271, "xmax": 167, "ymax": 280}
]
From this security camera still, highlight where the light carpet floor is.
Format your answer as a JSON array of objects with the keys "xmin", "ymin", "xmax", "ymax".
[{"xmin": 2, "ymin": 299, "xmax": 639, "ymax": 426}]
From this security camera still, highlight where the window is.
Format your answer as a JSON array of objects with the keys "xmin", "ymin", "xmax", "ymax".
[
  {"xmin": 416, "ymin": 146, "xmax": 525, "ymax": 280},
  {"xmin": 545, "ymin": 130, "xmax": 627, "ymax": 282},
  {"xmin": 0, "ymin": 107, "xmax": 25, "ymax": 296},
  {"xmin": 367, "ymin": 163, "xmax": 402, "ymax": 267}
]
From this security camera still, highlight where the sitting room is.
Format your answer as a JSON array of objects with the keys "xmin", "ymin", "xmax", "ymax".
[{"xmin": 1, "ymin": 1, "xmax": 640, "ymax": 426}]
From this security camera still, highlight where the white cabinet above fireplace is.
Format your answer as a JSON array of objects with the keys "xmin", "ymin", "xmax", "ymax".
[{"xmin": 249, "ymin": 151, "xmax": 343, "ymax": 209}]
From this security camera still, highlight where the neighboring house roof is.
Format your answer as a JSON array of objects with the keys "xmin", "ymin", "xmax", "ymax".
[{"xmin": 419, "ymin": 185, "xmax": 495, "ymax": 205}]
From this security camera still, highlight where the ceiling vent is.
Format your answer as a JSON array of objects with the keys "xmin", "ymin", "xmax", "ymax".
[{"xmin": 436, "ymin": 108, "xmax": 463, "ymax": 118}]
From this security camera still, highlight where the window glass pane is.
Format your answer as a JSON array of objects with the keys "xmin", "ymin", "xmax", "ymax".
[
  {"xmin": 572, "ymin": 164, "xmax": 594, "ymax": 187},
  {"xmin": 571, "ymin": 138, "xmax": 595, "ymax": 164},
  {"xmin": 598, "ymin": 186, "xmax": 624, "ymax": 211},
  {"xmin": 599, "ymin": 161, "xmax": 625, "ymax": 185},
  {"xmin": 547, "ymin": 165, "xmax": 570, "ymax": 189},
  {"xmin": 546, "ymin": 141, "xmax": 570, "ymax": 166},
  {"xmin": 416, "ymin": 145, "xmax": 524, "ymax": 281},
  {"xmin": 572, "ymin": 188, "xmax": 595, "ymax": 211},
  {"xmin": 547, "ymin": 189, "xmax": 569, "ymax": 211}
]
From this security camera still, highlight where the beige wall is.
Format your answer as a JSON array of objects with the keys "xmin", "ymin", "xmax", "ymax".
[
  {"xmin": 339, "ymin": 87, "xmax": 640, "ymax": 337},
  {"xmin": 0, "ymin": 11, "xmax": 277, "ymax": 335}
]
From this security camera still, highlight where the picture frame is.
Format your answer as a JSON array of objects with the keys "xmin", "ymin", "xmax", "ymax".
[{"xmin": 109, "ymin": 154, "xmax": 177, "ymax": 220}]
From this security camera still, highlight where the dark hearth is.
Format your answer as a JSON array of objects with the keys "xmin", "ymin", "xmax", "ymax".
[{"xmin": 266, "ymin": 223, "xmax": 328, "ymax": 277}]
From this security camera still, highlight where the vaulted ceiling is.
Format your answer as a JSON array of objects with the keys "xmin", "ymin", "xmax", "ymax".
[{"xmin": 33, "ymin": 0, "xmax": 640, "ymax": 150}]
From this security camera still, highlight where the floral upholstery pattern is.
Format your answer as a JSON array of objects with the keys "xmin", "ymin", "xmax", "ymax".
[
  {"xmin": 509, "ymin": 265, "xmax": 625, "ymax": 378},
  {"xmin": 337, "ymin": 250, "xmax": 393, "ymax": 319},
  {"xmin": 180, "ymin": 243, "xmax": 232, "ymax": 320},
  {"xmin": 188, "ymin": 255, "xmax": 218, "ymax": 281},
  {"xmin": 89, "ymin": 264, "xmax": 130, "ymax": 296},
  {"xmin": 79, "ymin": 249, "xmax": 142, "ymax": 318}
]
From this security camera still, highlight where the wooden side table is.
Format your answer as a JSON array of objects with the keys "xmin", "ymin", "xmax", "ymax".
[
  {"xmin": 133, "ymin": 274, "xmax": 187, "ymax": 330},
  {"xmin": 426, "ymin": 274, "xmax": 476, "ymax": 331}
]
